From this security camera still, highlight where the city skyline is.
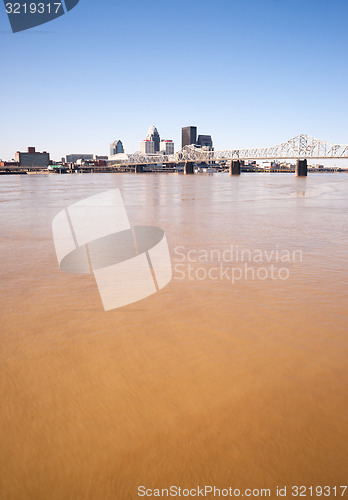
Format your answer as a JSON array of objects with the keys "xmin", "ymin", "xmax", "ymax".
[
  {"xmin": 1, "ymin": 0, "xmax": 348, "ymax": 161},
  {"xmin": 4, "ymin": 132, "xmax": 348, "ymax": 168}
]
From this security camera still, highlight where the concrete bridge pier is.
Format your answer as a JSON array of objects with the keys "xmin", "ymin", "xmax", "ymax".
[
  {"xmin": 135, "ymin": 164, "xmax": 144, "ymax": 173},
  {"xmin": 184, "ymin": 162, "xmax": 194, "ymax": 174},
  {"xmin": 229, "ymin": 160, "xmax": 241, "ymax": 175},
  {"xmin": 296, "ymin": 159, "xmax": 307, "ymax": 177}
]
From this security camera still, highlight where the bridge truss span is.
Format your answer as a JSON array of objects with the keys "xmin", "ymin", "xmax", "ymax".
[{"xmin": 109, "ymin": 135, "xmax": 348, "ymax": 166}]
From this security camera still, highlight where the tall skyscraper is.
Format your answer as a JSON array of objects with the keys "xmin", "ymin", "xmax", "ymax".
[
  {"xmin": 182, "ymin": 126, "xmax": 197, "ymax": 148},
  {"xmin": 110, "ymin": 140, "xmax": 124, "ymax": 156},
  {"xmin": 146, "ymin": 126, "xmax": 161, "ymax": 152}
]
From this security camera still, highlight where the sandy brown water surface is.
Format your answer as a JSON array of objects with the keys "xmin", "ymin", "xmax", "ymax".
[{"xmin": 1, "ymin": 173, "xmax": 348, "ymax": 499}]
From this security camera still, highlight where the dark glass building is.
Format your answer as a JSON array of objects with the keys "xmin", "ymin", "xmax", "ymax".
[
  {"xmin": 182, "ymin": 126, "xmax": 197, "ymax": 148},
  {"xmin": 197, "ymin": 135, "xmax": 213, "ymax": 150},
  {"xmin": 110, "ymin": 140, "xmax": 124, "ymax": 156}
]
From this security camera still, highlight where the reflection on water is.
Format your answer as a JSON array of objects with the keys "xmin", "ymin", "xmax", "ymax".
[{"xmin": 1, "ymin": 173, "xmax": 348, "ymax": 499}]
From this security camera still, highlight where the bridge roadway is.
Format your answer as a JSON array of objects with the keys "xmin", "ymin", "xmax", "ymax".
[{"xmin": 108, "ymin": 134, "xmax": 348, "ymax": 177}]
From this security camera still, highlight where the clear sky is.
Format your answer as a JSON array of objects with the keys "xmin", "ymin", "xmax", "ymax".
[{"xmin": 1, "ymin": 0, "xmax": 348, "ymax": 161}]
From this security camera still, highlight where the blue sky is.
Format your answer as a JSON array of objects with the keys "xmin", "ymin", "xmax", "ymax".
[{"xmin": 1, "ymin": 0, "xmax": 348, "ymax": 160}]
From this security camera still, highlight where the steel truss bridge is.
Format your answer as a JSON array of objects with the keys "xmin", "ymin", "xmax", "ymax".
[{"xmin": 109, "ymin": 135, "xmax": 348, "ymax": 167}]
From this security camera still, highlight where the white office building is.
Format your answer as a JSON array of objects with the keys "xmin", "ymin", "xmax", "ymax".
[
  {"xmin": 140, "ymin": 140, "xmax": 155, "ymax": 155},
  {"xmin": 160, "ymin": 140, "xmax": 174, "ymax": 155}
]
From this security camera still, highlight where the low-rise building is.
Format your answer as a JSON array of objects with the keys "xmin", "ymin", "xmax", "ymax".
[
  {"xmin": 0, "ymin": 161, "xmax": 20, "ymax": 167},
  {"xmin": 66, "ymin": 153, "xmax": 93, "ymax": 163},
  {"xmin": 15, "ymin": 147, "xmax": 50, "ymax": 169}
]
